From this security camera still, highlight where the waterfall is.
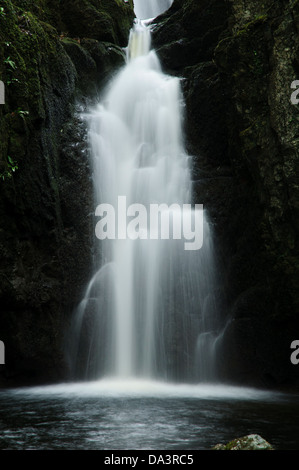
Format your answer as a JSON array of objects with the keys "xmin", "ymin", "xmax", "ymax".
[{"xmin": 67, "ymin": 5, "xmax": 221, "ymax": 384}]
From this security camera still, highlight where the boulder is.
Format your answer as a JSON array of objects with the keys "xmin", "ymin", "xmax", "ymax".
[{"xmin": 212, "ymin": 434, "xmax": 274, "ymax": 450}]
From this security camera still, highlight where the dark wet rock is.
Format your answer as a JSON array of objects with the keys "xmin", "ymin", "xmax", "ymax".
[
  {"xmin": 0, "ymin": 0, "xmax": 134, "ymax": 386},
  {"xmin": 153, "ymin": 0, "xmax": 299, "ymax": 389}
]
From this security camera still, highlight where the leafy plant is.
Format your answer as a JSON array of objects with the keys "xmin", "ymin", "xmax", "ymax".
[
  {"xmin": 4, "ymin": 55, "xmax": 19, "ymax": 86},
  {"xmin": 0, "ymin": 156, "xmax": 18, "ymax": 181},
  {"xmin": 4, "ymin": 57, "xmax": 17, "ymax": 70},
  {"xmin": 6, "ymin": 77, "xmax": 19, "ymax": 85},
  {"xmin": 16, "ymin": 108, "xmax": 29, "ymax": 117},
  {"xmin": 7, "ymin": 155, "xmax": 18, "ymax": 173}
]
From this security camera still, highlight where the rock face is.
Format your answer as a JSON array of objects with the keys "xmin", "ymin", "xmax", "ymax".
[
  {"xmin": 152, "ymin": 0, "xmax": 299, "ymax": 388},
  {"xmin": 212, "ymin": 434, "xmax": 274, "ymax": 450},
  {"xmin": 0, "ymin": 0, "xmax": 134, "ymax": 386}
]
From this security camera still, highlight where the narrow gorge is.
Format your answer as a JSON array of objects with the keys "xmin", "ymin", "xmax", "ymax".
[{"xmin": 0, "ymin": 0, "xmax": 299, "ymax": 451}]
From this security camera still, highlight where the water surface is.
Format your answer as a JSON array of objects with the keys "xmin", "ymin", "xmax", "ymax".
[{"xmin": 0, "ymin": 380, "xmax": 298, "ymax": 450}]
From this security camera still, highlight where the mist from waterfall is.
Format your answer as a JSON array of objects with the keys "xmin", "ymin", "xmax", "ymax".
[{"xmin": 67, "ymin": 3, "xmax": 221, "ymax": 384}]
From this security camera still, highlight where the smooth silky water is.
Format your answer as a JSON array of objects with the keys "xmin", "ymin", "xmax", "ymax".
[
  {"xmin": 1, "ymin": 0, "xmax": 298, "ymax": 451},
  {"xmin": 68, "ymin": 0, "xmax": 219, "ymax": 385}
]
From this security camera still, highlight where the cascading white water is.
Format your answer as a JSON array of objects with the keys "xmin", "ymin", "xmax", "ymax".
[{"xmin": 68, "ymin": 5, "xmax": 221, "ymax": 383}]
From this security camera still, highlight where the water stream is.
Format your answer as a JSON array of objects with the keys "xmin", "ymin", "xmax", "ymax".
[{"xmin": 67, "ymin": 2, "xmax": 221, "ymax": 384}]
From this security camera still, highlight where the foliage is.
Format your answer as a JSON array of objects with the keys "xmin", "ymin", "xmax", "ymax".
[{"xmin": 0, "ymin": 155, "xmax": 18, "ymax": 180}]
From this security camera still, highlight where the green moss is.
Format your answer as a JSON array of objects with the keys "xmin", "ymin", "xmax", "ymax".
[
  {"xmin": 235, "ymin": 14, "xmax": 268, "ymax": 37},
  {"xmin": 239, "ymin": 125, "xmax": 254, "ymax": 138},
  {"xmin": 59, "ymin": 0, "xmax": 134, "ymax": 46},
  {"xmin": 212, "ymin": 434, "xmax": 274, "ymax": 450},
  {"xmin": 0, "ymin": 0, "xmax": 134, "ymax": 194},
  {"xmin": 0, "ymin": 0, "xmax": 73, "ymax": 229}
]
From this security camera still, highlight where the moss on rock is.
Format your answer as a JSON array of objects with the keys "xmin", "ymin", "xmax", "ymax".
[
  {"xmin": 0, "ymin": 0, "xmax": 133, "ymax": 386},
  {"xmin": 212, "ymin": 434, "xmax": 274, "ymax": 450},
  {"xmin": 60, "ymin": 0, "xmax": 134, "ymax": 46}
]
